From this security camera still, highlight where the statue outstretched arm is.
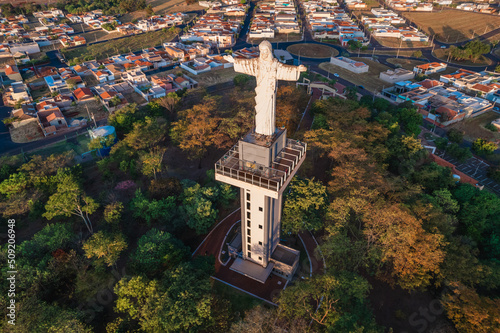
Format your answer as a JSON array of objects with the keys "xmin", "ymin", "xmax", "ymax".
[
  {"xmin": 223, "ymin": 55, "xmax": 258, "ymax": 76},
  {"xmin": 277, "ymin": 62, "xmax": 307, "ymax": 81}
]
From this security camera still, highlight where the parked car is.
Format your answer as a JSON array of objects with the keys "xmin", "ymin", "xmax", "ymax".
[
  {"xmin": 333, "ymin": 73, "xmax": 339, "ymax": 77},
  {"xmin": 358, "ymin": 85, "xmax": 365, "ymax": 90}
]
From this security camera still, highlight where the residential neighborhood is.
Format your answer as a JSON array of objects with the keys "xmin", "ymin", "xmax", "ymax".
[{"xmin": 1, "ymin": 0, "xmax": 500, "ymax": 332}]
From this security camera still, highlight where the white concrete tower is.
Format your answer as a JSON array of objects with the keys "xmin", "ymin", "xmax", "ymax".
[{"xmin": 215, "ymin": 128, "xmax": 306, "ymax": 273}]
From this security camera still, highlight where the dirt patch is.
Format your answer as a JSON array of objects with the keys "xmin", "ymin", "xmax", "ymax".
[
  {"xmin": 80, "ymin": 30, "xmax": 123, "ymax": 44},
  {"xmin": 9, "ymin": 118, "xmax": 44, "ymax": 143},
  {"xmin": 375, "ymin": 37, "xmax": 431, "ymax": 49},
  {"xmin": 65, "ymin": 100, "xmax": 108, "ymax": 121},
  {"xmin": 123, "ymin": 91, "xmax": 148, "ymax": 105},
  {"xmin": 250, "ymin": 33, "xmax": 302, "ymax": 44},
  {"xmin": 319, "ymin": 57, "xmax": 390, "ymax": 93},
  {"xmin": 62, "ymin": 28, "xmax": 180, "ymax": 61},
  {"xmin": 402, "ymin": 10, "xmax": 500, "ymax": 43},
  {"xmin": 149, "ymin": 0, "xmax": 204, "ymax": 15},
  {"xmin": 448, "ymin": 111, "xmax": 500, "ymax": 142},
  {"xmin": 287, "ymin": 43, "xmax": 339, "ymax": 58}
]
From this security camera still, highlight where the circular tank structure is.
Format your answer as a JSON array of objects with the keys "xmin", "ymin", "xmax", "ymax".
[{"xmin": 90, "ymin": 125, "xmax": 117, "ymax": 157}]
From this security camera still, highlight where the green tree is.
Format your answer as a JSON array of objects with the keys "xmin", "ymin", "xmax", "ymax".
[
  {"xmin": 472, "ymin": 138, "xmax": 497, "ymax": 155},
  {"xmin": 447, "ymin": 128, "xmax": 464, "ymax": 143},
  {"xmin": 282, "ymin": 178, "xmax": 327, "ymax": 234},
  {"xmin": 108, "ymin": 103, "xmax": 139, "ymax": 135},
  {"xmin": 139, "ymin": 147, "xmax": 166, "ymax": 180},
  {"xmin": 130, "ymin": 190, "xmax": 177, "ymax": 226},
  {"xmin": 277, "ymin": 272, "xmax": 381, "ymax": 331},
  {"xmin": 83, "ymin": 231, "xmax": 128, "ymax": 268},
  {"xmin": 413, "ymin": 50, "xmax": 423, "ymax": 58},
  {"xmin": 43, "ymin": 173, "xmax": 98, "ymax": 233},
  {"xmin": 129, "ymin": 228, "xmax": 189, "ymax": 278},
  {"xmin": 115, "ymin": 257, "xmax": 214, "ymax": 332},
  {"xmin": 103, "ymin": 202, "xmax": 124, "ymax": 225},
  {"xmin": 181, "ymin": 184, "xmax": 219, "ymax": 234}
]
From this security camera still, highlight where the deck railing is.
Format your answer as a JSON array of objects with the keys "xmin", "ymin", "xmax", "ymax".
[{"xmin": 215, "ymin": 139, "xmax": 306, "ymax": 192}]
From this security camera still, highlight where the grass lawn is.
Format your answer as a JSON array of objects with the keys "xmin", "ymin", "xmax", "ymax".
[
  {"xmin": 448, "ymin": 111, "xmax": 500, "ymax": 143},
  {"xmin": 25, "ymin": 133, "xmax": 92, "ymax": 158},
  {"xmin": 61, "ymin": 28, "xmax": 180, "ymax": 61},
  {"xmin": 287, "ymin": 43, "xmax": 339, "ymax": 58},
  {"xmin": 402, "ymin": 10, "xmax": 500, "ymax": 43},
  {"xmin": 432, "ymin": 48, "xmax": 492, "ymax": 67},
  {"xmin": 211, "ymin": 279, "xmax": 263, "ymax": 315},
  {"xmin": 319, "ymin": 57, "xmax": 391, "ymax": 93}
]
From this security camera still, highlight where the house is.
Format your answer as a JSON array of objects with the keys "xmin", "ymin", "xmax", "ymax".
[
  {"xmin": 36, "ymin": 105, "xmax": 68, "ymax": 136},
  {"xmin": 44, "ymin": 75, "xmax": 68, "ymax": 93},
  {"xmin": 151, "ymin": 75, "xmax": 176, "ymax": 92},
  {"xmin": 92, "ymin": 69, "xmax": 115, "ymax": 83},
  {"xmin": 124, "ymin": 69, "xmax": 148, "ymax": 85},
  {"xmin": 5, "ymin": 82, "xmax": 30, "ymax": 105},
  {"xmin": 72, "ymin": 64, "xmax": 90, "ymax": 76},
  {"xmin": 413, "ymin": 62, "xmax": 447, "ymax": 75},
  {"xmin": 174, "ymin": 76, "xmax": 191, "ymax": 89},
  {"xmin": 105, "ymin": 63, "xmax": 124, "ymax": 79},
  {"xmin": 73, "ymin": 87, "xmax": 94, "ymax": 101},
  {"xmin": 4, "ymin": 64, "xmax": 22, "ymax": 81},
  {"xmin": 379, "ymin": 68, "xmax": 415, "ymax": 83}
]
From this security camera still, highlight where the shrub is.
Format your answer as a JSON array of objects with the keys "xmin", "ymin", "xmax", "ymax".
[
  {"xmin": 485, "ymin": 123, "xmax": 498, "ymax": 132},
  {"xmin": 447, "ymin": 128, "xmax": 464, "ymax": 143}
]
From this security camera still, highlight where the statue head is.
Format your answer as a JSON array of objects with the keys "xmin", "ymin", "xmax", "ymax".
[{"xmin": 259, "ymin": 40, "xmax": 273, "ymax": 61}]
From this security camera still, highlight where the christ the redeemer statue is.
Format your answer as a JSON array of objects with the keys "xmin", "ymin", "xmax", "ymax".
[{"xmin": 225, "ymin": 41, "xmax": 307, "ymax": 136}]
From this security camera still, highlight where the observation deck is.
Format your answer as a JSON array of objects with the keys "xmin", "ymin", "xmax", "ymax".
[{"xmin": 215, "ymin": 138, "xmax": 306, "ymax": 198}]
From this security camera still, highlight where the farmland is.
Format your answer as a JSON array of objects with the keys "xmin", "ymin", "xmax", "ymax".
[{"xmin": 402, "ymin": 10, "xmax": 500, "ymax": 43}]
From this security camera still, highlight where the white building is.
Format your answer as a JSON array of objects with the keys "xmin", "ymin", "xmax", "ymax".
[
  {"xmin": 380, "ymin": 68, "xmax": 415, "ymax": 83},
  {"xmin": 330, "ymin": 56, "xmax": 369, "ymax": 73}
]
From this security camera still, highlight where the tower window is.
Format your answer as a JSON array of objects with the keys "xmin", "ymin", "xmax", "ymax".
[
  {"xmin": 247, "ymin": 245, "xmax": 251, "ymax": 251},
  {"xmin": 259, "ymin": 207, "xmax": 263, "ymax": 212},
  {"xmin": 247, "ymin": 220, "xmax": 250, "ymax": 227},
  {"xmin": 248, "ymin": 252, "xmax": 251, "ymax": 258},
  {"xmin": 247, "ymin": 212, "xmax": 251, "ymax": 219},
  {"xmin": 247, "ymin": 236, "xmax": 251, "ymax": 243},
  {"xmin": 259, "ymin": 225, "xmax": 263, "ymax": 229},
  {"xmin": 259, "ymin": 241, "xmax": 262, "ymax": 245},
  {"xmin": 259, "ymin": 256, "xmax": 262, "ymax": 260},
  {"xmin": 247, "ymin": 229, "xmax": 251, "ymax": 236},
  {"xmin": 247, "ymin": 202, "xmax": 250, "ymax": 210},
  {"xmin": 246, "ymin": 193, "xmax": 250, "ymax": 201}
]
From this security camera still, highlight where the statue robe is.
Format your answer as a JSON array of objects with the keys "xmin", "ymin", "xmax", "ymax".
[{"xmin": 234, "ymin": 57, "xmax": 303, "ymax": 136}]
